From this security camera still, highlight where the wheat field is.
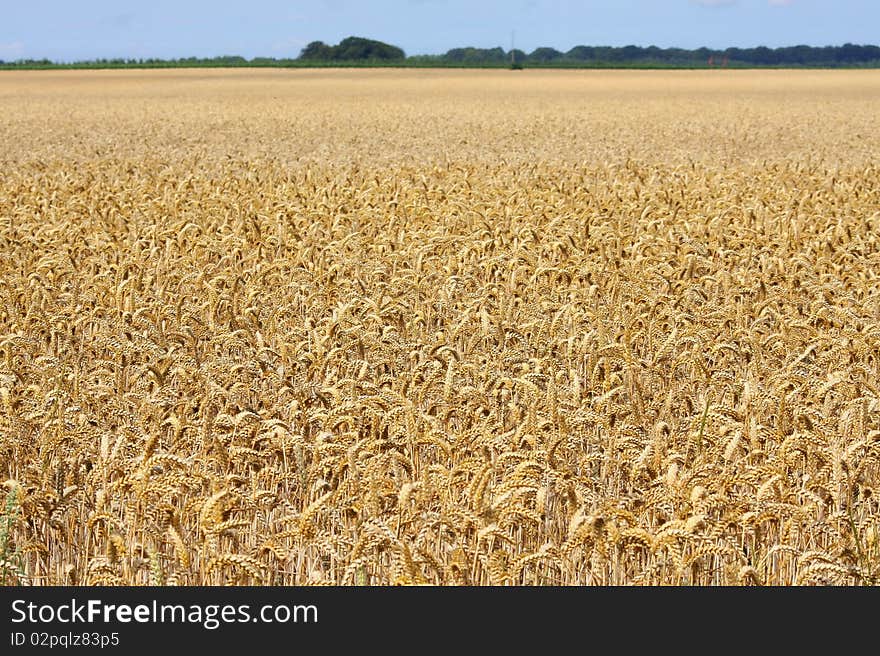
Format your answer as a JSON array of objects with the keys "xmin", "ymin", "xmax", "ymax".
[{"xmin": 1, "ymin": 69, "xmax": 879, "ymax": 585}]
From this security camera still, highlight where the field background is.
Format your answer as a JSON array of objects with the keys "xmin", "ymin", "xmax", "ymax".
[{"xmin": 1, "ymin": 69, "xmax": 879, "ymax": 585}]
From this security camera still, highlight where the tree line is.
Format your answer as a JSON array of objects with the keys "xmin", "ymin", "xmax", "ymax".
[
  {"xmin": 3, "ymin": 37, "xmax": 880, "ymax": 69},
  {"xmin": 433, "ymin": 42, "xmax": 880, "ymax": 67}
]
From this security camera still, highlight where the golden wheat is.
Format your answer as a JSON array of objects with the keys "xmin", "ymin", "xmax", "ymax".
[{"xmin": 0, "ymin": 68, "xmax": 879, "ymax": 586}]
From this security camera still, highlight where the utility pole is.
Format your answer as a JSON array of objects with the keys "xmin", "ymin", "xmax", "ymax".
[
  {"xmin": 510, "ymin": 29, "xmax": 522, "ymax": 69},
  {"xmin": 511, "ymin": 30, "xmax": 516, "ymax": 67}
]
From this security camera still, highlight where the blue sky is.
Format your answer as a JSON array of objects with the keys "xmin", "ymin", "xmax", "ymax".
[{"xmin": 1, "ymin": 1, "xmax": 876, "ymax": 62}]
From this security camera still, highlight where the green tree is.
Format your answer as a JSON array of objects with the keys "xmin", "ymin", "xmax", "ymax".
[
  {"xmin": 334, "ymin": 36, "xmax": 405, "ymax": 60},
  {"xmin": 528, "ymin": 47, "xmax": 563, "ymax": 62},
  {"xmin": 299, "ymin": 41, "xmax": 334, "ymax": 60},
  {"xmin": 566, "ymin": 46, "xmax": 595, "ymax": 60}
]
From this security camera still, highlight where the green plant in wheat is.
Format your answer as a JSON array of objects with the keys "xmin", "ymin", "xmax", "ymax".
[{"xmin": 0, "ymin": 485, "xmax": 24, "ymax": 585}]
